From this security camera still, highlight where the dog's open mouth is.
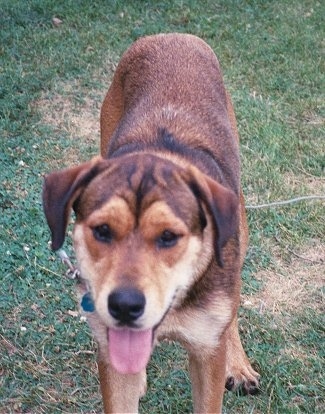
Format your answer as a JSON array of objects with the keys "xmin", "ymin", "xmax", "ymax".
[
  {"xmin": 108, "ymin": 327, "xmax": 153, "ymax": 374},
  {"xmin": 80, "ymin": 288, "xmax": 156, "ymax": 374}
]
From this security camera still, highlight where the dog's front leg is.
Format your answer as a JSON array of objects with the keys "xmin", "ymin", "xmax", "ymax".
[
  {"xmin": 98, "ymin": 355, "xmax": 147, "ymax": 414},
  {"xmin": 188, "ymin": 338, "xmax": 226, "ymax": 414}
]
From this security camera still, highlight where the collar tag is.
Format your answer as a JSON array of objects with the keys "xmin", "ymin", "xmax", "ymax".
[{"xmin": 81, "ymin": 292, "xmax": 95, "ymax": 312}]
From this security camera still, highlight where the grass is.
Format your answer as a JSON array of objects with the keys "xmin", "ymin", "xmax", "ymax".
[{"xmin": 0, "ymin": 0, "xmax": 324, "ymax": 412}]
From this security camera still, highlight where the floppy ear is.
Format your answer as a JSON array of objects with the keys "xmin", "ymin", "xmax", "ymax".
[
  {"xmin": 186, "ymin": 167, "xmax": 239, "ymax": 267},
  {"xmin": 42, "ymin": 156, "xmax": 104, "ymax": 251}
]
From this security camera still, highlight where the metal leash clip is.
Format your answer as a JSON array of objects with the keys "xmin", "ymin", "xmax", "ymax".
[{"xmin": 56, "ymin": 249, "xmax": 81, "ymax": 280}]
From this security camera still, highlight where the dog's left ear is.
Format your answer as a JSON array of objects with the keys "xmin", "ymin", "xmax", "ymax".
[
  {"xmin": 42, "ymin": 156, "xmax": 105, "ymax": 251},
  {"xmin": 186, "ymin": 167, "xmax": 239, "ymax": 267}
]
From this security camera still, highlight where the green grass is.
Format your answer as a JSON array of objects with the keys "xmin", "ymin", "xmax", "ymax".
[{"xmin": 1, "ymin": 0, "xmax": 324, "ymax": 412}]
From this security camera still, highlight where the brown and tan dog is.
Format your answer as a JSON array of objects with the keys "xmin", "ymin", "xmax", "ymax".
[{"xmin": 43, "ymin": 33, "xmax": 259, "ymax": 413}]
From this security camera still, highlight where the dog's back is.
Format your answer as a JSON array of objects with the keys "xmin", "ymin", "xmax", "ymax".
[{"xmin": 101, "ymin": 34, "xmax": 240, "ymax": 193}]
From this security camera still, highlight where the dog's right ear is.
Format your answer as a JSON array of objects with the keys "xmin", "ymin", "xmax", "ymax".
[{"xmin": 42, "ymin": 156, "xmax": 105, "ymax": 251}]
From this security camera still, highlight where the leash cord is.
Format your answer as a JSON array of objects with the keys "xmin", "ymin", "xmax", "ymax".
[
  {"xmin": 246, "ymin": 195, "xmax": 325, "ymax": 210},
  {"xmin": 56, "ymin": 249, "xmax": 81, "ymax": 279}
]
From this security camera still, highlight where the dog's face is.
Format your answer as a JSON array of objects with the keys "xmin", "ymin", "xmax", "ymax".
[{"xmin": 43, "ymin": 153, "xmax": 238, "ymax": 374}]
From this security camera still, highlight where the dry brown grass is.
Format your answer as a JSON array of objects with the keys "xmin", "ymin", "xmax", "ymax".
[
  {"xmin": 243, "ymin": 240, "xmax": 324, "ymax": 317},
  {"xmin": 34, "ymin": 80, "xmax": 105, "ymax": 167},
  {"xmin": 283, "ymin": 171, "xmax": 325, "ymax": 194},
  {"xmin": 42, "ymin": 95, "xmax": 99, "ymax": 142}
]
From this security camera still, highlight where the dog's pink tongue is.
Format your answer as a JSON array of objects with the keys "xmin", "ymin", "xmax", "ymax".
[{"xmin": 108, "ymin": 328, "xmax": 153, "ymax": 374}]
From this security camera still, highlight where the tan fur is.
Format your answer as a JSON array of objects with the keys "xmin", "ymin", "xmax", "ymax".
[
  {"xmin": 74, "ymin": 204, "xmax": 205, "ymax": 330},
  {"xmin": 43, "ymin": 33, "xmax": 259, "ymax": 413}
]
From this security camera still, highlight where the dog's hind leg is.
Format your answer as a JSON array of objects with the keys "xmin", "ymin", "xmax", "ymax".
[
  {"xmin": 98, "ymin": 356, "xmax": 146, "ymax": 413},
  {"xmin": 225, "ymin": 317, "xmax": 260, "ymax": 395}
]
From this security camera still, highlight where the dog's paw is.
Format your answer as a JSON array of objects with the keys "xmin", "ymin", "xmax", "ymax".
[
  {"xmin": 224, "ymin": 319, "xmax": 260, "ymax": 395},
  {"xmin": 225, "ymin": 363, "xmax": 260, "ymax": 395}
]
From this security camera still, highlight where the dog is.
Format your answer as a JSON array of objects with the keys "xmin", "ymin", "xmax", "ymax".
[{"xmin": 42, "ymin": 33, "xmax": 259, "ymax": 413}]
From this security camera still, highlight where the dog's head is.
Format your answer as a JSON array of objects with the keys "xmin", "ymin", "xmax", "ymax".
[{"xmin": 43, "ymin": 153, "xmax": 238, "ymax": 373}]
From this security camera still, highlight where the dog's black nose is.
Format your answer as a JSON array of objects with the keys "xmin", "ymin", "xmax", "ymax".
[{"xmin": 108, "ymin": 287, "xmax": 145, "ymax": 325}]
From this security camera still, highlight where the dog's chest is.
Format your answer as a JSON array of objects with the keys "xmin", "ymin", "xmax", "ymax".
[{"xmin": 157, "ymin": 297, "xmax": 232, "ymax": 350}]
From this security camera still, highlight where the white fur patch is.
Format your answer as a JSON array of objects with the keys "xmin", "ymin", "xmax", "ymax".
[{"xmin": 158, "ymin": 295, "xmax": 233, "ymax": 350}]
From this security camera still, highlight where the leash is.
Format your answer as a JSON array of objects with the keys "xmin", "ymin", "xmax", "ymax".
[
  {"xmin": 56, "ymin": 249, "xmax": 81, "ymax": 280},
  {"xmin": 246, "ymin": 195, "xmax": 325, "ymax": 210},
  {"xmin": 56, "ymin": 249, "xmax": 95, "ymax": 312}
]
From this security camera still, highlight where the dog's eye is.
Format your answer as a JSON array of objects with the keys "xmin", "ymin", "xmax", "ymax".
[
  {"xmin": 156, "ymin": 230, "xmax": 180, "ymax": 248},
  {"xmin": 93, "ymin": 224, "xmax": 113, "ymax": 243}
]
